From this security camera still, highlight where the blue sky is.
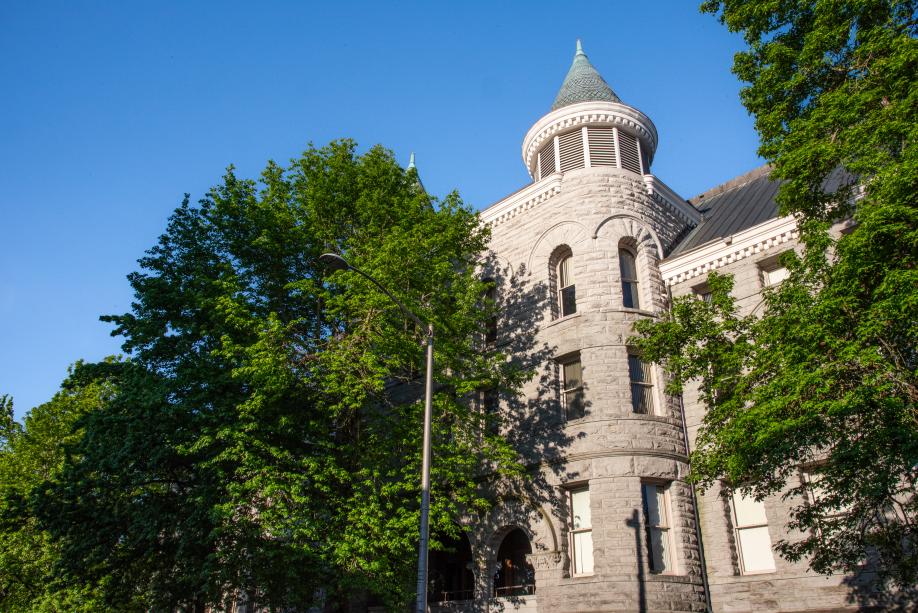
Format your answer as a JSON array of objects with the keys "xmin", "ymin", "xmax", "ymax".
[{"xmin": 0, "ymin": 1, "xmax": 761, "ymax": 419}]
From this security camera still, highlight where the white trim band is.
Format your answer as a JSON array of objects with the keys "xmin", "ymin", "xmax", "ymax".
[{"xmin": 660, "ymin": 215, "xmax": 799, "ymax": 285}]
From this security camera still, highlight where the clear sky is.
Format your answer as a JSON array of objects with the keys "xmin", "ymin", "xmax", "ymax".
[{"xmin": 0, "ymin": 1, "xmax": 762, "ymax": 419}]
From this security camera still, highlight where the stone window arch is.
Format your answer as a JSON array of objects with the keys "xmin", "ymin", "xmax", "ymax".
[
  {"xmin": 618, "ymin": 239, "xmax": 641, "ymax": 309},
  {"xmin": 549, "ymin": 245, "xmax": 576, "ymax": 319},
  {"xmin": 493, "ymin": 528, "xmax": 535, "ymax": 597}
]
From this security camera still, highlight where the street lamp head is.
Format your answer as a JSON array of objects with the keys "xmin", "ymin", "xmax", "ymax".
[{"xmin": 318, "ymin": 253, "xmax": 350, "ymax": 272}]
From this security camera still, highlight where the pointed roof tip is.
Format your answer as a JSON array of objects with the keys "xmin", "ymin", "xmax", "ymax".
[
  {"xmin": 406, "ymin": 152, "xmax": 426, "ymax": 193},
  {"xmin": 551, "ymin": 40, "xmax": 621, "ymax": 110}
]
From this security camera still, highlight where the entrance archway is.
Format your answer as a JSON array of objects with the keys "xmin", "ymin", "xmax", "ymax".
[
  {"xmin": 493, "ymin": 528, "xmax": 535, "ymax": 597},
  {"xmin": 428, "ymin": 531, "xmax": 474, "ymax": 602}
]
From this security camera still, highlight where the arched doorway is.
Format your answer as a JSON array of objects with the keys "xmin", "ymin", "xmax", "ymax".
[
  {"xmin": 493, "ymin": 528, "xmax": 535, "ymax": 597},
  {"xmin": 428, "ymin": 531, "xmax": 475, "ymax": 602}
]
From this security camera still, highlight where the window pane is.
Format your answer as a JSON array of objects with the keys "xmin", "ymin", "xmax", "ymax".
[
  {"xmin": 571, "ymin": 489, "xmax": 591, "ymax": 529},
  {"xmin": 622, "ymin": 280, "xmax": 640, "ymax": 309},
  {"xmin": 619, "ymin": 249, "xmax": 637, "ymax": 279},
  {"xmin": 733, "ymin": 492, "xmax": 768, "ymax": 526},
  {"xmin": 628, "ymin": 355, "xmax": 648, "ymax": 382},
  {"xmin": 804, "ymin": 471, "xmax": 852, "ymax": 515},
  {"xmin": 561, "ymin": 285, "xmax": 577, "ymax": 316},
  {"xmin": 763, "ymin": 266, "xmax": 789, "ymax": 286},
  {"xmin": 485, "ymin": 318, "xmax": 497, "ymax": 343},
  {"xmin": 559, "ymin": 256, "xmax": 573, "ymax": 287},
  {"xmin": 738, "ymin": 526, "xmax": 776, "ymax": 572},
  {"xmin": 563, "ymin": 361, "xmax": 581, "ymax": 389},
  {"xmin": 619, "ymin": 249, "xmax": 640, "ymax": 308},
  {"xmin": 630, "ymin": 356, "xmax": 654, "ymax": 414},
  {"xmin": 642, "ymin": 484, "xmax": 662, "ymax": 526},
  {"xmin": 565, "ymin": 390, "xmax": 584, "ymax": 419},
  {"xmin": 631, "ymin": 384, "xmax": 653, "ymax": 413},
  {"xmin": 483, "ymin": 285, "xmax": 497, "ymax": 342},
  {"xmin": 573, "ymin": 530, "xmax": 594, "ymax": 574},
  {"xmin": 649, "ymin": 527, "xmax": 671, "ymax": 572}
]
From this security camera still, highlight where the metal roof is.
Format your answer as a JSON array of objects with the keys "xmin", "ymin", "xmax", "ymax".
[
  {"xmin": 669, "ymin": 166, "xmax": 856, "ymax": 257},
  {"xmin": 670, "ymin": 167, "xmax": 779, "ymax": 256},
  {"xmin": 551, "ymin": 40, "xmax": 621, "ymax": 111}
]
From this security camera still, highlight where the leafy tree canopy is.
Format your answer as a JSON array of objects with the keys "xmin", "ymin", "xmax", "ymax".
[
  {"xmin": 33, "ymin": 141, "xmax": 525, "ymax": 611},
  {"xmin": 634, "ymin": 0, "xmax": 917, "ymax": 598},
  {"xmin": 0, "ymin": 372, "xmax": 113, "ymax": 612}
]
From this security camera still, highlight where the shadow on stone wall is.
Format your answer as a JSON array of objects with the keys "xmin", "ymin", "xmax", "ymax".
[
  {"xmin": 626, "ymin": 509, "xmax": 647, "ymax": 613},
  {"xmin": 452, "ymin": 254, "xmax": 579, "ymax": 613},
  {"xmin": 841, "ymin": 558, "xmax": 918, "ymax": 611}
]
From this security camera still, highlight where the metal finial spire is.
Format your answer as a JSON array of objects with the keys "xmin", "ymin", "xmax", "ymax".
[
  {"xmin": 407, "ymin": 152, "xmax": 416, "ymax": 170},
  {"xmin": 551, "ymin": 39, "xmax": 621, "ymax": 110}
]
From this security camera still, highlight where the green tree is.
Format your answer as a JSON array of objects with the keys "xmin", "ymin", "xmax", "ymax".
[
  {"xmin": 38, "ymin": 141, "xmax": 526, "ymax": 611},
  {"xmin": 633, "ymin": 0, "xmax": 917, "ymax": 597},
  {"xmin": 0, "ymin": 374, "xmax": 111, "ymax": 612}
]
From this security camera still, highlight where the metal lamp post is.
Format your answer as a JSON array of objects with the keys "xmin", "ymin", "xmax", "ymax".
[{"xmin": 318, "ymin": 253, "xmax": 434, "ymax": 613}]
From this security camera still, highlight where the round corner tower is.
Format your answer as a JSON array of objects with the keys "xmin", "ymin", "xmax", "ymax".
[{"xmin": 466, "ymin": 41, "xmax": 707, "ymax": 613}]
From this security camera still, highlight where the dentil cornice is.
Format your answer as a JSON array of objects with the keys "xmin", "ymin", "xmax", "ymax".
[
  {"xmin": 479, "ymin": 175, "xmax": 563, "ymax": 227},
  {"xmin": 660, "ymin": 215, "xmax": 799, "ymax": 285}
]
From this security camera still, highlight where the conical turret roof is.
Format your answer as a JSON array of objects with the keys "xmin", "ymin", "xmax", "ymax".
[{"xmin": 551, "ymin": 40, "xmax": 621, "ymax": 110}]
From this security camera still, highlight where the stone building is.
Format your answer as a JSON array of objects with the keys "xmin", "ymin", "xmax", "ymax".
[{"xmin": 425, "ymin": 42, "xmax": 863, "ymax": 613}]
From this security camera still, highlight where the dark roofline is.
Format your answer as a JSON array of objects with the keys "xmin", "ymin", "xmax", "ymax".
[{"xmin": 689, "ymin": 164, "xmax": 773, "ymax": 206}]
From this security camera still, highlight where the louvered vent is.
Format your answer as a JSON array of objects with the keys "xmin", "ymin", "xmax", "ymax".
[
  {"xmin": 618, "ymin": 131, "xmax": 642, "ymax": 174},
  {"xmin": 538, "ymin": 143, "xmax": 556, "ymax": 179},
  {"xmin": 558, "ymin": 130, "xmax": 585, "ymax": 173},
  {"xmin": 587, "ymin": 127, "xmax": 617, "ymax": 167}
]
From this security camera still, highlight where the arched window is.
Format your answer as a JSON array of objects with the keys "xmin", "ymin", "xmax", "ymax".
[
  {"xmin": 429, "ymin": 531, "xmax": 475, "ymax": 603},
  {"xmin": 493, "ymin": 529, "xmax": 535, "ymax": 597},
  {"xmin": 557, "ymin": 252, "xmax": 576, "ymax": 317},
  {"xmin": 619, "ymin": 247, "xmax": 640, "ymax": 309}
]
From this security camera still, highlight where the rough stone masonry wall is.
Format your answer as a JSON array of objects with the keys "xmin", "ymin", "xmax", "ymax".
[
  {"xmin": 670, "ymin": 240, "xmax": 860, "ymax": 613},
  {"xmin": 475, "ymin": 165, "xmax": 707, "ymax": 612}
]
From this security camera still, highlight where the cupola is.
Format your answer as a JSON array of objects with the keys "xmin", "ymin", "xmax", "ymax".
[{"xmin": 522, "ymin": 41, "xmax": 658, "ymax": 181}]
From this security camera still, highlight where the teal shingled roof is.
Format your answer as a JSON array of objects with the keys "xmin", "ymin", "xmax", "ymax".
[{"xmin": 551, "ymin": 40, "xmax": 621, "ymax": 110}]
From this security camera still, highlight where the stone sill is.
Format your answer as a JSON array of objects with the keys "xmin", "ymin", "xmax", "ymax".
[{"xmin": 545, "ymin": 311, "xmax": 582, "ymax": 328}]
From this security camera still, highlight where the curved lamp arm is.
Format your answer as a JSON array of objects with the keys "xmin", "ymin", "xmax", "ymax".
[{"xmin": 318, "ymin": 253, "xmax": 430, "ymax": 335}]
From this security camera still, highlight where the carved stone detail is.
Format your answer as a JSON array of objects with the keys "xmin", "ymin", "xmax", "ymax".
[{"xmin": 526, "ymin": 551, "xmax": 563, "ymax": 570}]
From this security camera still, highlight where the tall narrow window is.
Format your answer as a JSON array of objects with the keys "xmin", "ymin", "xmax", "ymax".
[
  {"xmin": 628, "ymin": 353, "xmax": 654, "ymax": 414},
  {"xmin": 619, "ymin": 248, "xmax": 640, "ymax": 309},
  {"xmin": 561, "ymin": 358, "xmax": 584, "ymax": 420},
  {"xmin": 480, "ymin": 388, "xmax": 499, "ymax": 436},
  {"xmin": 569, "ymin": 487, "xmax": 594, "ymax": 575},
  {"xmin": 642, "ymin": 483, "xmax": 674, "ymax": 573},
  {"xmin": 731, "ymin": 491, "xmax": 776, "ymax": 573},
  {"xmin": 558, "ymin": 254, "xmax": 576, "ymax": 316},
  {"xmin": 483, "ymin": 283, "xmax": 497, "ymax": 344}
]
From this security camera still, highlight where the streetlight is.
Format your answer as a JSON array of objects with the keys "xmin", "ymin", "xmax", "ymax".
[{"xmin": 317, "ymin": 253, "xmax": 434, "ymax": 613}]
